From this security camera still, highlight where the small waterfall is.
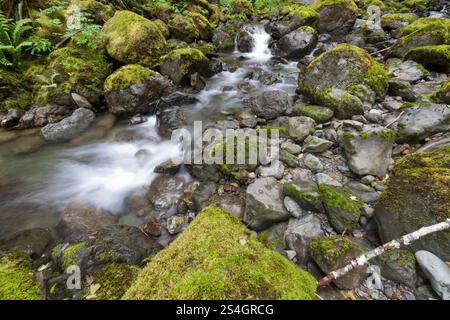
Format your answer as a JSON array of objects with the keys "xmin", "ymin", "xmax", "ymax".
[{"xmin": 244, "ymin": 25, "xmax": 273, "ymax": 63}]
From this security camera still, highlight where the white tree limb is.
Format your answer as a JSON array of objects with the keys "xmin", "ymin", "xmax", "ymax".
[{"xmin": 317, "ymin": 218, "xmax": 450, "ymax": 287}]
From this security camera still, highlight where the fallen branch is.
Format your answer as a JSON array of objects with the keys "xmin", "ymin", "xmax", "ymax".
[
  {"xmin": 317, "ymin": 218, "xmax": 450, "ymax": 288},
  {"xmin": 385, "ymin": 111, "xmax": 405, "ymax": 128}
]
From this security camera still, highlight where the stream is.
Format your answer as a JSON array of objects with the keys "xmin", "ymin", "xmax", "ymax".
[{"xmin": 0, "ymin": 25, "xmax": 301, "ymax": 238}]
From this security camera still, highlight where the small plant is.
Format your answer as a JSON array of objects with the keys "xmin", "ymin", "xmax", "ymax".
[
  {"xmin": 63, "ymin": 9, "xmax": 103, "ymax": 50},
  {"xmin": 0, "ymin": 10, "xmax": 51, "ymax": 69}
]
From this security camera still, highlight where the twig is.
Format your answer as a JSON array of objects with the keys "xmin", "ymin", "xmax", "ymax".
[
  {"xmin": 385, "ymin": 111, "xmax": 405, "ymax": 128},
  {"xmin": 317, "ymin": 218, "xmax": 450, "ymax": 288},
  {"xmin": 370, "ymin": 45, "xmax": 394, "ymax": 56}
]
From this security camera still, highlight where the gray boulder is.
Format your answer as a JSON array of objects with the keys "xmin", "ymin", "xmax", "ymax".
[
  {"xmin": 248, "ymin": 90, "xmax": 292, "ymax": 120},
  {"xmin": 41, "ymin": 108, "xmax": 95, "ymax": 142},
  {"xmin": 288, "ymin": 116, "xmax": 316, "ymax": 142},
  {"xmin": 416, "ymin": 250, "xmax": 450, "ymax": 300},
  {"xmin": 276, "ymin": 26, "xmax": 318, "ymax": 60},
  {"xmin": 244, "ymin": 177, "xmax": 291, "ymax": 231}
]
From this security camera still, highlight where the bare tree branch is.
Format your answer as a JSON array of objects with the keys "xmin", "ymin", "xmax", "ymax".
[{"xmin": 317, "ymin": 218, "xmax": 450, "ymax": 288}]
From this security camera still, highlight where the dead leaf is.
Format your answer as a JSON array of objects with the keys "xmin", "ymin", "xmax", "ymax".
[
  {"xmin": 85, "ymin": 283, "xmax": 101, "ymax": 300},
  {"xmin": 238, "ymin": 234, "xmax": 248, "ymax": 246}
]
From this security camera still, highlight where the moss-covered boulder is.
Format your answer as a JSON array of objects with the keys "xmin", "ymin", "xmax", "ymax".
[
  {"xmin": 405, "ymin": 45, "xmax": 450, "ymax": 73},
  {"xmin": 291, "ymin": 105, "xmax": 334, "ymax": 123},
  {"xmin": 318, "ymin": 184, "xmax": 363, "ymax": 233},
  {"xmin": 0, "ymin": 252, "xmax": 41, "ymax": 300},
  {"xmin": 160, "ymin": 48, "xmax": 211, "ymax": 85},
  {"xmin": 374, "ymin": 249, "xmax": 417, "ymax": 288},
  {"xmin": 311, "ymin": 0, "xmax": 358, "ymax": 35},
  {"xmin": 145, "ymin": 2, "xmax": 175, "ymax": 23},
  {"xmin": 432, "ymin": 79, "xmax": 450, "ymax": 104},
  {"xmin": 103, "ymin": 11, "xmax": 168, "ymax": 67},
  {"xmin": 309, "ymin": 235, "xmax": 367, "ymax": 289},
  {"xmin": 0, "ymin": 69, "xmax": 31, "ymax": 111},
  {"xmin": 375, "ymin": 149, "xmax": 450, "ymax": 261},
  {"xmin": 104, "ymin": 64, "xmax": 173, "ymax": 115},
  {"xmin": 380, "ymin": 13, "xmax": 418, "ymax": 30},
  {"xmin": 387, "ymin": 18, "xmax": 450, "ymax": 58},
  {"xmin": 298, "ymin": 44, "xmax": 389, "ymax": 105},
  {"xmin": 90, "ymin": 263, "xmax": 140, "ymax": 300},
  {"xmin": 123, "ymin": 206, "xmax": 317, "ymax": 299},
  {"xmin": 319, "ymin": 88, "xmax": 364, "ymax": 119},
  {"xmin": 34, "ymin": 45, "xmax": 111, "ymax": 107},
  {"xmin": 230, "ymin": 0, "xmax": 254, "ymax": 16},
  {"xmin": 168, "ymin": 14, "xmax": 200, "ymax": 43}
]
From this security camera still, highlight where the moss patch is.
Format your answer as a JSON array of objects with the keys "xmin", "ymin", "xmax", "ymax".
[
  {"xmin": 92, "ymin": 263, "xmax": 140, "ymax": 300},
  {"xmin": 123, "ymin": 206, "xmax": 317, "ymax": 300},
  {"xmin": 0, "ymin": 252, "xmax": 41, "ymax": 300},
  {"xmin": 104, "ymin": 64, "xmax": 155, "ymax": 92}
]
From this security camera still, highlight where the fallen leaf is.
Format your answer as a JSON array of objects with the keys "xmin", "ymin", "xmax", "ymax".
[{"xmin": 238, "ymin": 234, "xmax": 248, "ymax": 246}]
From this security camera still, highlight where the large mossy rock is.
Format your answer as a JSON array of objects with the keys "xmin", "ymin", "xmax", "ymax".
[
  {"xmin": 298, "ymin": 44, "xmax": 389, "ymax": 105},
  {"xmin": 387, "ymin": 18, "xmax": 450, "ymax": 58},
  {"xmin": 405, "ymin": 45, "xmax": 450, "ymax": 73},
  {"xmin": 374, "ymin": 149, "xmax": 450, "ymax": 261},
  {"xmin": 35, "ymin": 45, "xmax": 111, "ymax": 107},
  {"xmin": 160, "ymin": 48, "xmax": 211, "ymax": 85},
  {"xmin": 0, "ymin": 252, "xmax": 41, "ymax": 300},
  {"xmin": 310, "ymin": 0, "xmax": 358, "ymax": 35},
  {"xmin": 123, "ymin": 206, "xmax": 317, "ymax": 300},
  {"xmin": 104, "ymin": 64, "xmax": 173, "ymax": 115},
  {"xmin": 103, "ymin": 11, "xmax": 168, "ymax": 67},
  {"xmin": 0, "ymin": 69, "xmax": 31, "ymax": 111}
]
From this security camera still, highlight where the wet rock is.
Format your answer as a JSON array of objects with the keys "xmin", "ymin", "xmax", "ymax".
[
  {"xmin": 160, "ymin": 48, "xmax": 212, "ymax": 85},
  {"xmin": 154, "ymin": 158, "xmax": 181, "ymax": 175},
  {"xmin": 56, "ymin": 203, "xmax": 118, "ymax": 243},
  {"xmin": 70, "ymin": 93, "xmax": 92, "ymax": 110},
  {"xmin": 342, "ymin": 127, "xmax": 395, "ymax": 177},
  {"xmin": 148, "ymin": 176, "xmax": 184, "ymax": 212},
  {"xmin": 303, "ymin": 153, "xmax": 323, "ymax": 172},
  {"xmin": 104, "ymin": 65, "xmax": 174, "ymax": 116},
  {"xmin": 415, "ymin": 250, "xmax": 450, "ymax": 300},
  {"xmin": 288, "ymin": 116, "xmax": 316, "ymax": 142},
  {"xmin": 167, "ymin": 215, "xmax": 186, "ymax": 235},
  {"xmin": 41, "ymin": 108, "xmax": 95, "ymax": 142},
  {"xmin": 0, "ymin": 109, "xmax": 21, "ymax": 128},
  {"xmin": 212, "ymin": 26, "xmax": 235, "ymax": 52},
  {"xmin": 396, "ymin": 103, "xmax": 450, "ymax": 143},
  {"xmin": 279, "ymin": 149, "xmax": 299, "ymax": 168},
  {"xmin": 237, "ymin": 28, "xmax": 254, "ymax": 53},
  {"xmin": 318, "ymin": 184, "xmax": 363, "ymax": 233},
  {"xmin": 276, "ymin": 26, "xmax": 318, "ymax": 60},
  {"xmin": 314, "ymin": 173, "xmax": 342, "ymax": 187},
  {"xmin": 244, "ymin": 177, "xmax": 291, "ymax": 231},
  {"xmin": 374, "ymin": 249, "xmax": 417, "ymax": 288},
  {"xmin": 281, "ymin": 141, "xmax": 302, "ymax": 154},
  {"xmin": 156, "ymin": 105, "xmax": 192, "ymax": 138},
  {"xmin": 309, "ymin": 235, "xmax": 367, "ymax": 289},
  {"xmin": 321, "ymin": 88, "xmax": 364, "ymax": 120},
  {"xmin": 0, "ymin": 228, "xmax": 52, "ymax": 259},
  {"xmin": 19, "ymin": 105, "xmax": 71, "ymax": 129},
  {"xmin": 236, "ymin": 108, "xmax": 257, "ymax": 128},
  {"xmin": 388, "ymin": 79, "xmax": 417, "ymax": 102},
  {"xmin": 303, "ymin": 135, "xmax": 333, "ymax": 153},
  {"xmin": 210, "ymin": 193, "xmax": 245, "ymax": 220},
  {"xmin": 291, "ymin": 105, "xmax": 334, "ymax": 124},
  {"xmin": 388, "ymin": 60, "xmax": 429, "ymax": 83},
  {"xmin": 192, "ymin": 182, "xmax": 217, "ymax": 211},
  {"xmin": 248, "ymin": 90, "xmax": 292, "ymax": 120},
  {"xmin": 375, "ymin": 150, "xmax": 450, "ymax": 261},
  {"xmin": 143, "ymin": 217, "xmax": 162, "ymax": 237},
  {"xmin": 346, "ymin": 181, "xmax": 379, "ymax": 204}
]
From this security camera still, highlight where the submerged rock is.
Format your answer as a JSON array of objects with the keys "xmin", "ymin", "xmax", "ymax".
[{"xmin": 123, "ymin": 206, "xmax": 317, "ymax": 299}]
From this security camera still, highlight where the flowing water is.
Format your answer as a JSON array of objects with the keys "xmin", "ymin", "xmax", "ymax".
[{"xmin": 0, "ymin": 25, "xmax": 300, "ymax": 238}]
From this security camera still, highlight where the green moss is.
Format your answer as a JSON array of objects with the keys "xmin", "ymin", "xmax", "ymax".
[
  {"xmin": 34, "ymin": 44, "xmax": 111, "ymax": 106},
  {"xmin": 291, "ymin": 105, "xmax": 334, "ymax": 123},
  {"xmin": 357, "ymin": 0, "xmax": 386, "ymax": 10},
  {"xmin": 431, "ymin": 79, "xmax": 450, "ymax": 104},
  {"xmin": 168, "ymin": 14, "xmax": 200, "ymax": 43},
  {"xmin": 103, "ymin": 10, "xmax": 168, "ymax": 67},
  {"xmin": 0, "ymin": 252, "xmax": 41, "ymax": 300},
  {"xmin": 381, "ymin": 13, "xmax": 418, "ymax": 28},
  {"xmin": 405, "ymin": 45, "xmax": 450, "ymax": 72},
  {"xmin": 318, "ymin": 184, "xmax": 363, "ymax": 215},
  {"xmin": 71, "ymin": 0, "xmax": 115, "ymax": 24},
  {"xmin": 0, "ymin": 69, "xmax": 32, "ymax": 111},
  {"xmin": 104, "ymin": 64, "xmax": 154, "ymax": 92},
  {"xmin": 284, "ymin": 183, "xmax": 320, "ymax": 205},
  {"xmin": 402, "ymin": 0, "xmax": 429, "ymax": 11},
  {"xmin": 400, "ymin": 17, "xmax": 450, "ymax": 39},
  {"xmin": 279, "ymin": 4, "xmax": 319, "ymax": 27},
  {"xmin": 311, "ymin": 0, "xmax": 358, "ymax": 14},
  {"xmin": 92, "ymin": 263, "xmax": 140, "ymax": 300},
  {"xmin": 123, "ymin": 206, "xmax": 317, "ymax": 300},
  {"xmin": 309, "ymin": 235, "xmax": 364, "ymax": 261},
  {"xmin": 61, "ymin": 243, "xmax": 86, "ymax": 271}
]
